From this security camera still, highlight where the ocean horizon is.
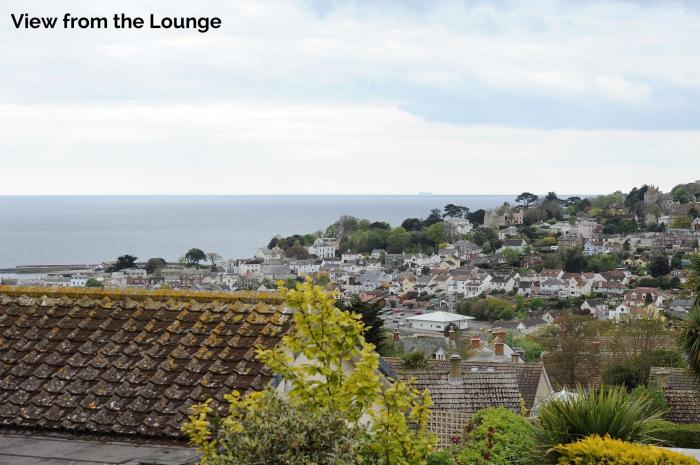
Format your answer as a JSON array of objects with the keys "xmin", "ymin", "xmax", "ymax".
[{"xmin": 0, "ymin": 195, "xmax": 519, "ymax": 269}]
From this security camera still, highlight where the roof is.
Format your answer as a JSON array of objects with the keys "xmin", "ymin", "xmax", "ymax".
[
  {"xmin": 406, "ymin": 311, "xmax": 475, "ymax": 323},
  {"xmin": 0, "ymin": 286, "xmax": 292, "ymax": 440},
  {"xmin": 382, "ymin": 357, "xmax": 544, "ymax": 412}
]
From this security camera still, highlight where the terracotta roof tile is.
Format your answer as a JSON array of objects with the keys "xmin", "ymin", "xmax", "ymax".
[{"xmin": 0, "ymin": 286, "xmax": 291, "ymax": 439}]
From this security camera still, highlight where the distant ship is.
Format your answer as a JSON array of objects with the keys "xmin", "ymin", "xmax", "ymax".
[{"xmin": 417, "ymin": 192, "xmax": 433, "ymax": 195}]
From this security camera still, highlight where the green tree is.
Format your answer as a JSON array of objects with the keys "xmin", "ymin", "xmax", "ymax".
[
  {"xmin": 144, "ymin": 257, "xmax": 166, "ymax": 274},
  {"xmin": 425, "ymin": 223, "xmax": 445, "ymax": 245},
  {"xmin": 680, "ymin": 305, "xmax": 700, "ymax": 378},
  {"xmin": 649, "ymin": 255, "xmax": 670, "ymax": 277},
  {"xmin": 423, "ymin": 208, "xmax": 443, "ymax": 227},
  {"xmin": 672, "ymin": 186, "xmax": 691, "ymax": 204},
  {"xmin": 561, "ymin": 248, "xmax": 587, "ymax": 273},
  {"xmin": 184, "ymin": 281, "xmax": 436, "ymax": 465},
  {"xmin": 85, "ymin": 278, "xmax": 103, "ymax": 288},
  {"xmin": 401, "ymin": 218, "xmax": 423, "ymax": 231},
  {"xmin": 337, "ymin": 297, "xmax": 385, "ymax": 349},
  {"xmin": 516, "ymin": 192, "xmax": 539, "ymax": 209},
  {"xmin": 109, "ymin": 254, "xmax": 137, "ymax": 271},
  {"xmin": 386, "ymin": 227, "xmax": 411, "ymax": 253},
  {"xmin": 184, "ymin": 248, "xmax": 206, "ymax": 267},
  {"xmin": 671, "ymin": 216, "xmax": 692, "ymax": 229}
]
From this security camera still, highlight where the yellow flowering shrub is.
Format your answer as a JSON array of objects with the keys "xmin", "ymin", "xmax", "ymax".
[{"xmin": 556, "ymin": 435, "xmax": 699, "ymax": 465}]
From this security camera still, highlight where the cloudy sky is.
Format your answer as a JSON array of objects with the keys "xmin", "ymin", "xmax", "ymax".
[{"xmin": 1, "ymin": 0, "xmax": 699, "ymax": 195}]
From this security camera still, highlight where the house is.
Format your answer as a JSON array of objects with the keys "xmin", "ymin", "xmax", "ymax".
[
  {"xmin": 406, "ymin": 310, "xmax": 475, "ymax": 332},
  {"xmin": 669, "ymin": 299, "xmax": 693, "ymax": 313},
  {"xmin": 540, "ymin": 278, "xmax": 564, "ymax": 296},
  {"xmin": 489, "ymin": 271, "xmax": 519, "ymax": 293},
  {"xmin": 649, "ymin": 367, "xmax": 700, "ymax": 424},
  {"xmin": 381, "ymin": 354, "xmax": 551, "ymax": 446},
  {"xmin": 308, "ymin": 238, "xmax": 339, "ymax": 259},
  {"xmin": 499, "ymin": 239, "xmax": 528, "ymax": 253},
  {"xmin": 446, "ymin": 218, "xmax": 474, "ymax": 235},
  {"xmin": 580, "ymin": 298, "xmax": 609, "ymax": 318},
  {"xmin": 0, "ymin": 286, "xmax": 294, "ymax": 463}
]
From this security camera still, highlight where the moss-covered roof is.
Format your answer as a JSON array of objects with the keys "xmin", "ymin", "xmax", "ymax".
[{"xmin": 0, "ymin": 287, "xmax": 292, "ymax": 439}]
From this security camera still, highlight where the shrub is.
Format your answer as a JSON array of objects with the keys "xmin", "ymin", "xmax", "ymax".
[
  {"xmin": 651, "ymin": 421, "xmax": 700, "ymax": 448},
  {"xmin": 185, "ymin": 390, "xmax": 362, "ymax": 465},
  {"xmin": 457, "ymin": 407, "xmax": 536, "ymax": 465},
  {"xmin": 426, "ymin": 450, "xmax": 456, "ymax": 465},
  {"xmin": 630, "ymin": 386, "xmax": 669, "ymax": 416},
  {"xmin": 555, "ymin": 435, "xmax": 697, "ymax": 465},
  {"xmin": 534, "ymin": 386, "xmax": 666, "ymax": 461},
  {"xmin": 401, "ymin": 350, "xmax": 429, "ymax": 369}
]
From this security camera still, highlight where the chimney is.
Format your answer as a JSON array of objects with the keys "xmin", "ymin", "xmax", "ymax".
[
  {"xmin": 493, "ymin": 328, "xmax": 506, "ymax": 343},
  {"xmin": 655, "ymin": 369, "xmax": 670, "ymax": 389},
  {"xmin": 470, "ymin": 336, "xmax": 481, "ymax": 350},
  {"xmin": 591, "ymin": 341, "xmax": 600, "ymax": 354},
  {"xmin": 393, "ymin": 328, "xmax": 400, "ymax": 343},
  {"xmin": 449, "ymin": 354, "xmax": 462, "ymax": 384},
  {"xmin": 511, "ymin": 353, "xmax": 521, "ymax": 363},
  {"xmin": 495, "ymin": 341, "xmax": 504, "ymax": 357},
  {"xmin": 448, "ymin": 326, "xmax": 458, "ymax": 346}
]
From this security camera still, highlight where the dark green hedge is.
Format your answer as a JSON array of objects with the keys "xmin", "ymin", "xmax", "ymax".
[{"xmin": 652, "ymin": 422, "xmax": 700, "ymax": 448}]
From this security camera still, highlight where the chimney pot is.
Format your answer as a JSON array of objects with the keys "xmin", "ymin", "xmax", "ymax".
[
  {"xmin": 495, "ymin": 341, "xmax": 504, "ymax": 357},
  {"xmin": 656, "ymin": 369, "xmax": 670, "ymax": 389},
  {"xmin": 511, "ymin": 353, "xmax": 520, "ymax": 363},
  {"xmin": 591, "ymin": 341, "xmax": 600, "ymax": 354},
  {"xmin": 393, "ymin": 328, "xmax": 400, "ymax": 342},
  {"xmin": 449, "ymin": 354, "xmax": 462, "ymax": 383},
  {"xmin": 470, "ymin": 336, "xmax": 481, "ymax": 350}
]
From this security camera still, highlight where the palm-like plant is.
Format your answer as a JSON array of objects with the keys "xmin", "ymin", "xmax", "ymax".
[
  {"xmin": 680, "ymin": 305, "xmax": 700, "ymax": 377},
  {"xmin": 534, "ymin": 385, "xmax": 666, "ymax": 461},
  {"xmin": 686, "ymin": 253, "xmax": 700, "ymax": 305}
]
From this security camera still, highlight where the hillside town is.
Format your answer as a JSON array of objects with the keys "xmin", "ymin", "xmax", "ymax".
[
  {"xmin": 5, "ymin": 183, "xmax": 699, "ymax": 326},
  {"xmin": 2, "ymin": 182, "xmax": 700, "ymax": 464}
]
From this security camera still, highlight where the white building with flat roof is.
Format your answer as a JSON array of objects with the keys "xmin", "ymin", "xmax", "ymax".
[{"xmin": 406, "ymin": 311, "xmax": 475, "ymax": 332}]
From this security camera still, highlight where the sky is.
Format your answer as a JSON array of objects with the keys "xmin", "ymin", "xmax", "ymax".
[{"xmin": 1, "ymin": 0, "xmax": 699, "ymax": 195}]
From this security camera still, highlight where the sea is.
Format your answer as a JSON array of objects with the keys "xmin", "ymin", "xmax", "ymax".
[{"xmin": 0, "ymin": 195, "xmax": 515, "ymax": 270}]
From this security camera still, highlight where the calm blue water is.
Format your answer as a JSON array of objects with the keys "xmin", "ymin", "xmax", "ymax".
[{"xmin": 0, "ymin": 196, "xmax": 514, "ymax": 268}]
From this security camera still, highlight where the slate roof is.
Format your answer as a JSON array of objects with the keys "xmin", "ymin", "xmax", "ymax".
[
  {"xmin": 0, "ymin": 287, "xmax": 291, "ymax": 440},
  {"xmin": 382, "ymin": 357, "xmax": 547, "ymax": 412},
  {"xmin": 649, "ymin": 367, "xmax": 700, "ymax": 424}
]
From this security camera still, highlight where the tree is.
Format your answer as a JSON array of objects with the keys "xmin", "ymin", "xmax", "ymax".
[
  {"xmin": 443, "ymin": 203, "xmax": 461, "ymax": 218},
  {"xmin": 386, "ymin": 227, "xmax": 411, "ymax": 253},
  {"xmin": 686, "ymin": 253, "xmax": 700, "ymax": 306},
  {"xmin": 671, "ymin": 216, "xmax": 692, "ymax": 229},
  {"xmin": 425, "ymin": 222, "xmax": 445, "ymax": 245},
  {"xmin": 423, "ymin": 208, "xmax": 443, "ymax": 227},
  {"xmin": 561, "ymin": 248, "xmax": 587, "ymax": 273},
  {"xmin": 401, "ymin": 218, "xmax": 422, "ymax": 231},
  {"xmin": 545, "ymin": 191, "xmax": 559, "ymax": 202},
  {"xmin": 285, "ymin": 245, "xmax": 311, "ymax": 259},
  {"xmin": 543, "ymin": 314, "xmax": 595, "ymax": 386},
  {"xmin": 672, "ymin": 186, "xmax": 691, "ymax": 204},
  {"xmin": 338, "ymin": 297, "xmax": 385, "ymax": 349},
  {"xmin": 680, "ymin": 305, "xmax": 700, "ymax": 378},
  {"xmin": 85, "ymin": 278, "xmax": 103, "ymax": 288},
  {"xmin": 185, "ymin": 281, "xmax": 435, "ymax": 465},
  {"xmin": 144, "ymin": 257, "xmax": 166, "ymax": 274},
  {"xmin": 206, "ymin": 252, "xmax": 222, "ymax": 268},
  {"xmin": 649, "ymin": 255, "xmax": 670, "ymax": 278},
  {"xmin": 516, "ymin": 192, "xmax": 539, "ymax": 209},
  {"xmin": 109, "ymin": 254, "xmax": 137, "ymax": 271},
  {"xmin": 183, "ymin": 248, "xmax": 206, "ymax": 267},
  {"xmin": 467, "ymin": 209, "xmax": 486, "ymax": 225}
]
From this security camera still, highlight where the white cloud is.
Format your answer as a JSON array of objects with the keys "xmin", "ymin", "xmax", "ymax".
[{"xmin": 0, "ymin": 101, "xmax": 697, "ymax": 195}]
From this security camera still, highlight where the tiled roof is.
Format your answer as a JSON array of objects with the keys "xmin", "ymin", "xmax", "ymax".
[
  {"xmin": 649, "ymin": 367, "xmax": 700, "ymax": 424},
  {"xmin": 382, "ymin": 357, "xmax": 543, "ymax": 412},
  {"xmin": 0, "ymin": 287, "xmax": 291, "ymax": 440}
]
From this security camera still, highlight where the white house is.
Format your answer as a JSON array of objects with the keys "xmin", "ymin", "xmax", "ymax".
[
  {"xmin": 406, "ymin": 311, "xmax": 475, "ymax": 332},
  {"xmin": 309, "ymin": 238, "xmax": 338, "ymax": 259},
  {"xmin": 446, "ymin": 218, "xmax": 474, "ymax": 235}
]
